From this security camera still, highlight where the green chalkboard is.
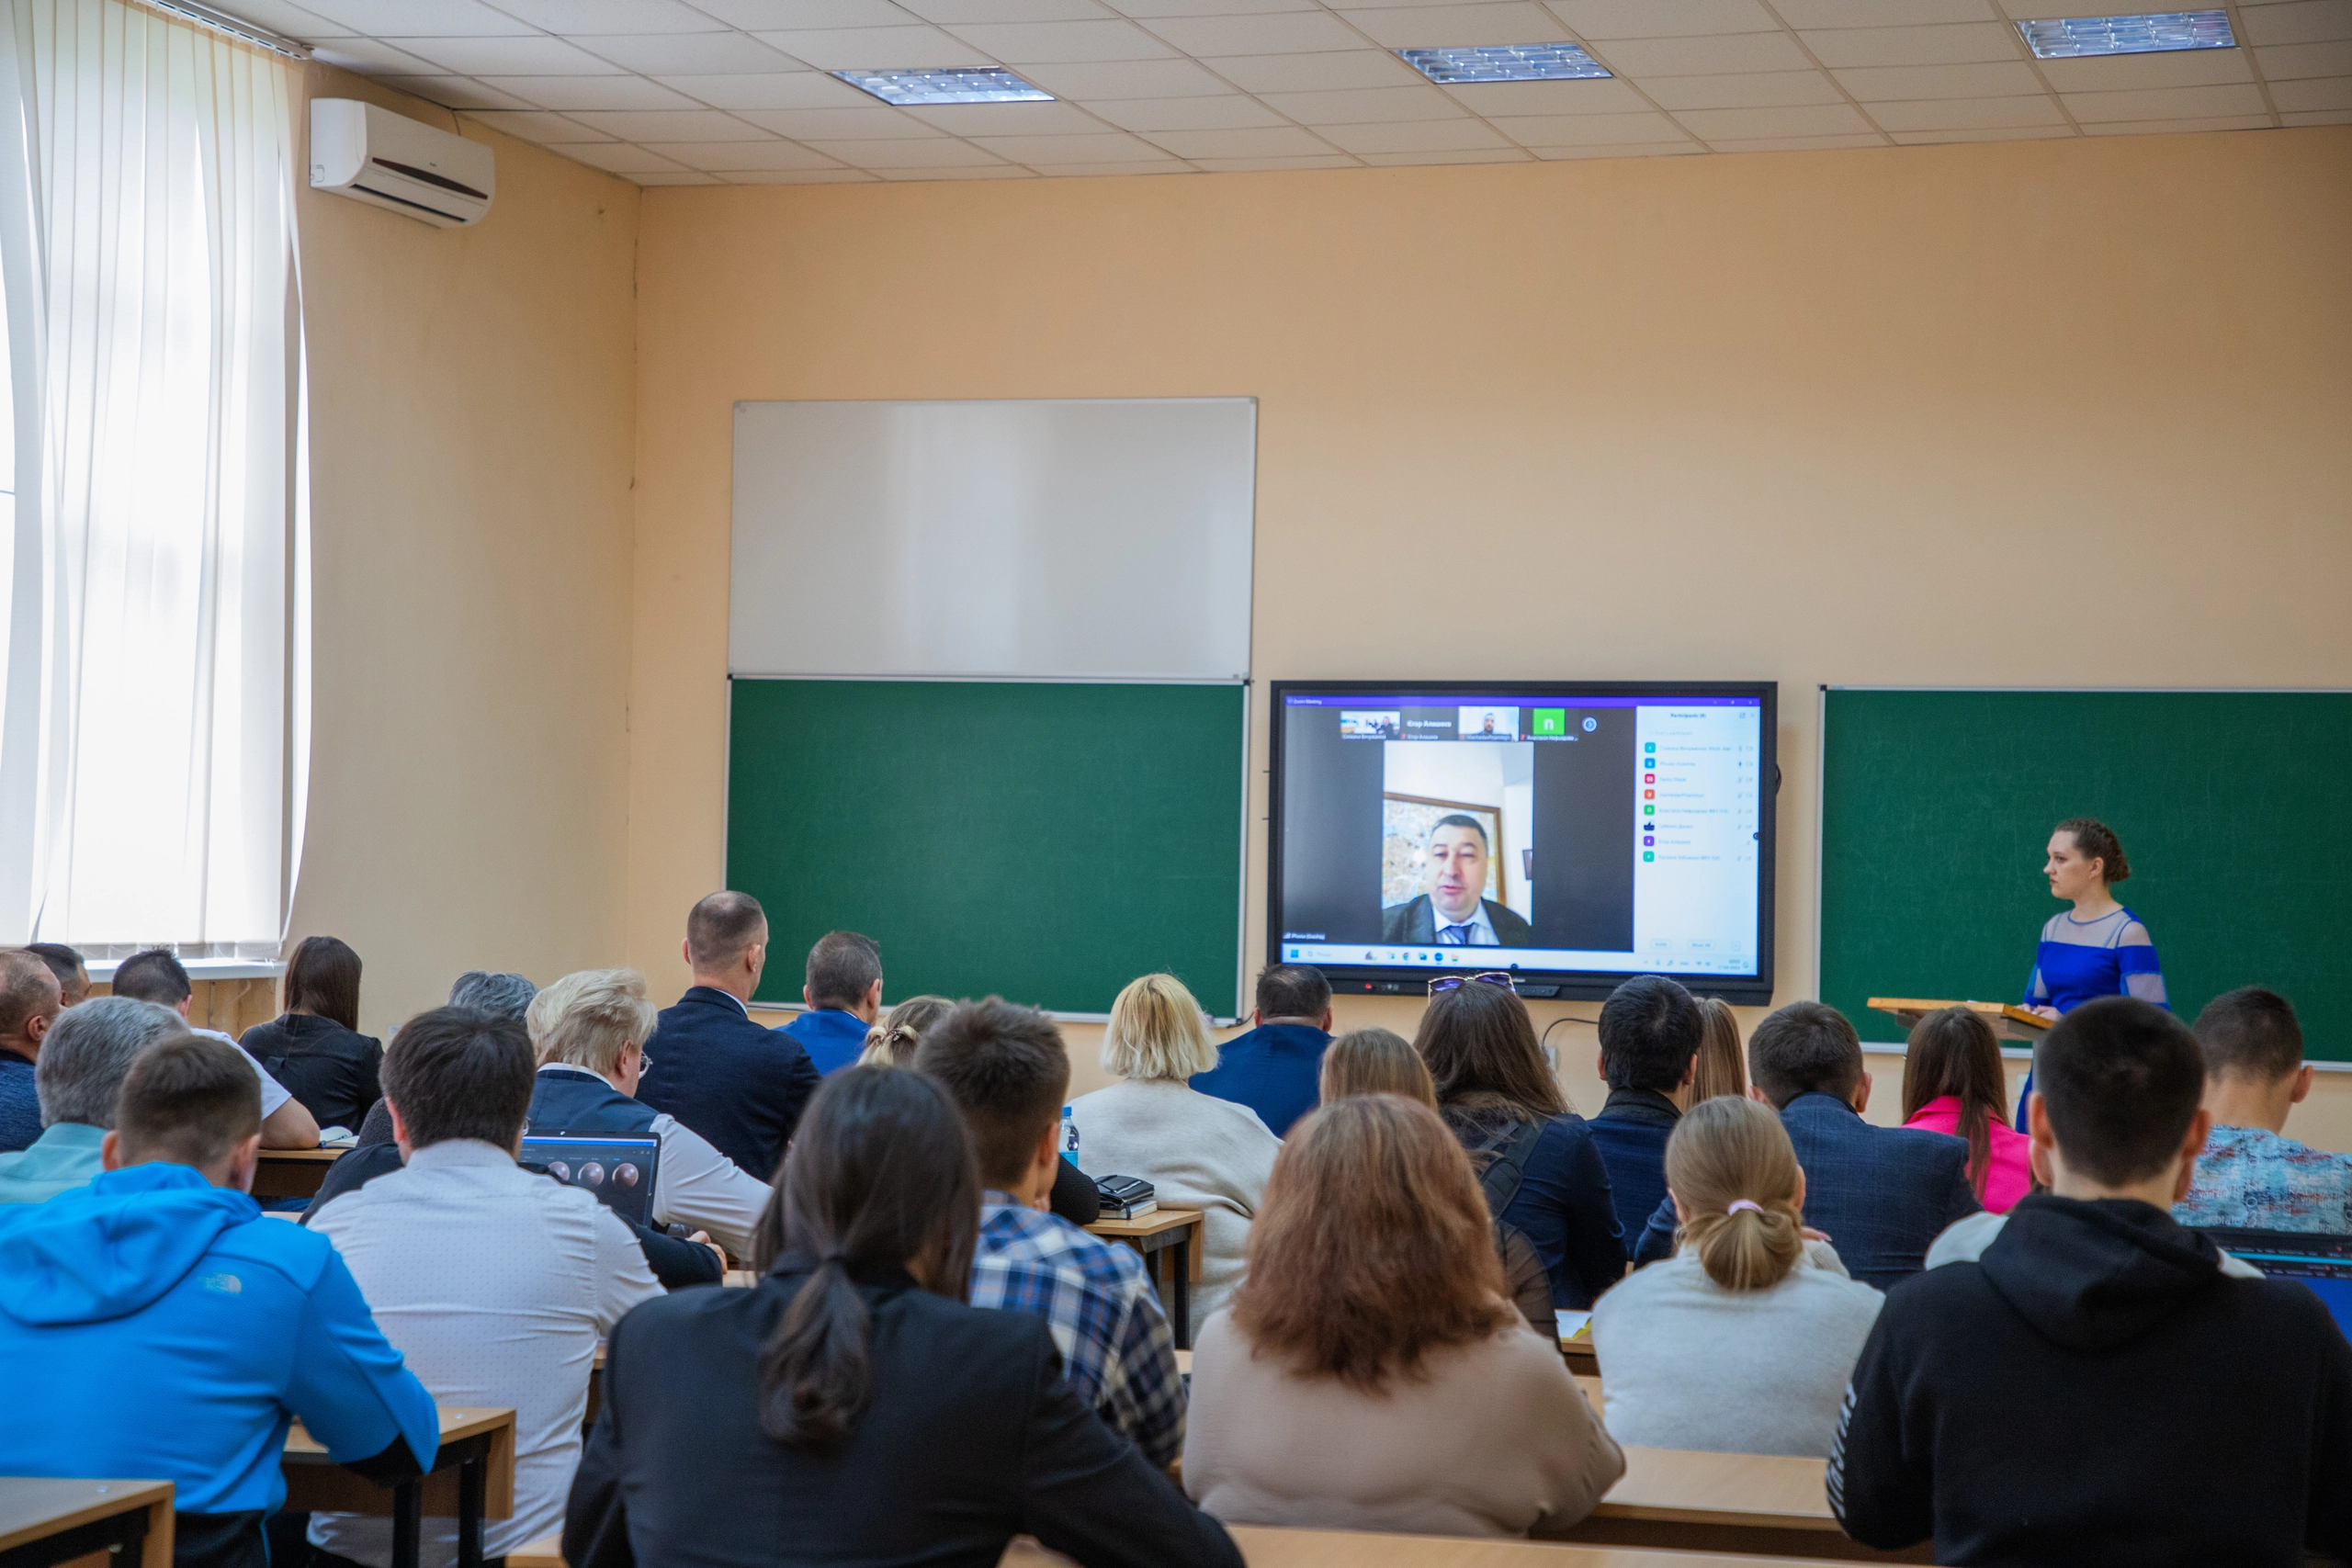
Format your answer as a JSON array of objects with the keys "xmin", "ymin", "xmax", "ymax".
[
  {"xmin": 728, "ymin": 679, "xmax": 1245, "ymax": 1019},
  {"xmin": 1820, "ymin": 690, "xmax": 2352, "ymax": 1058}
]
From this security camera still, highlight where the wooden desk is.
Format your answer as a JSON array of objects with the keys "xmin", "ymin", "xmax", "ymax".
[
  {"xmin": 524, "ymin": 1524, "xmax": 1868, "ymax": 1568},
  {"xmin": 252, "ymin": 1146, "xmax": 345, "ymax": 1199},
  {"xmin": 0, "ymin": 1480, "xmax": 173, "ymax": 1568},
  {"xmin": 1563, "ymin": 1446, "xmax": 1929, "ymax": 1562},
  {"xmin": 1003, "ymin": 1523, "xmax": 1867, "ymax": 1565},
  {"xmin": 1084, "ymin": 1208, "xmax": 1203, "ymax": 1348},
  {"xmin": 281, "ymin": 1407, "xmax": 515, "ymax": 1568},
  {"xmin": 506, "ymin": 1536, "xmax": 562, "ymax": 1568},
  {"xmin": 1557, "ymin": 1335, "xmax": 1596, "ymax": 1376},
  {"xmin": 1867, "ymin": 998, "xmax": 2049, "ymax": 1043}
]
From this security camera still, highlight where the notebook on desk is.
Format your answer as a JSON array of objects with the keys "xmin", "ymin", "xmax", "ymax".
[
  {"xmin": 2199, "ymin": 1226, "xmax": 2352, "ymax": 1337},
  {"xmin": 521, "ymin": 1133, "xmax": 660, "ymax": 1229}
]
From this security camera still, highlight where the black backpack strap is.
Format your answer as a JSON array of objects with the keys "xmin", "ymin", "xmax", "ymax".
[{"xmin": 1473, "ymin": 1117, "xmax": 1549, "ymax": 1220}]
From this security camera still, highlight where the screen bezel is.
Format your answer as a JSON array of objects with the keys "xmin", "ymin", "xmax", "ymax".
[{"xmin": 1265, "ymin": 679, "xmax": 1778, "ymax": 1004}]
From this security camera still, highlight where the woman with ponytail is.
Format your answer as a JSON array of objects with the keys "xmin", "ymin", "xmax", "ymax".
[
  {"xmin": 1591, "ymin": 1097, "xmax": 1882, "ymax": 1458},
  {"xmin": 564, "ymin": 1066, "xmax": 1240, "ymax": 1568}
]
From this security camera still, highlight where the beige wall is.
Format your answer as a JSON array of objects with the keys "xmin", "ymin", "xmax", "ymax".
[
  {"xmin": 290, "ymin": 66, "xmax": 640, "ymax": 1041},
  {"xmin": 634, "ymin": 128, "xmax": 2352, "ymax": 1144}
]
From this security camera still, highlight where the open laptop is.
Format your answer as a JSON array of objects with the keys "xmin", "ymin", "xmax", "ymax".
[
  {"xmin": 2198, "ymin": 1225, "xmax": 2352, "ymax": 1339},
  {"xmin": 520, "ymin": 1132, "xmax": 661, "ymax": 1230}
]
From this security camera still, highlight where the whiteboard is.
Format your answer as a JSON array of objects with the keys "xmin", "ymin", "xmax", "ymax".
[{"xmin": 730, "ymin": 399, "xmax": 1255, "ymax": 681}]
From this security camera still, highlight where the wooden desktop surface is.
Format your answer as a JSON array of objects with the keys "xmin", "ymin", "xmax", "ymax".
[
  {"xmin": 281, "ymin": 1406, "xmax": 515, "ymax": 1519},
  {"xmin": 0, "ymin": 1478, "xmax": 174, "ymax": 1568},
  {"xmin": 1086, "ymin": 1207, "xmax": 1205, "ymax": 1284},
  {"xmin": 1866, "ymin": 998, "xmax": 2049, "ymax": 1041},
  {"xmin": 518, "ymin": 1524, "xmax": 1866, "ymax": 1568},
  {"xmin": 1566, "ymin": 1446, "xmax": 1929, "ymax": 1562}
]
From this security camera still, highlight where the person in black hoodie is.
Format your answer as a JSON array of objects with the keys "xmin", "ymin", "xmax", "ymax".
[{"xmin": 1829, "ymin": 996, "xmax": 2352, "ymax": 1566}]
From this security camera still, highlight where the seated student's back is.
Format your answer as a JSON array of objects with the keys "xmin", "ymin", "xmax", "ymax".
[
  {"xmin": 781, "ymin": 931, "xmax": 884, "ymax": 1077},
  {"xmin": 1593, "ymin": 1097, "xmax": 1882, "ymax": 1457},
  {"xmin": 311, "ymin": 1007, "xmax": 662, "ymax": 1568},
  {"xmin": 2176, "ymin": 986, "xmax": 2352, "ymax": 1234},
  {"xmin": 1068, "ymin": 973, "xmax": 1282, "ymax": 1338},
  {"xmin": 565, "ymin": 1066, "xmax": 1239, "ymax": 1568},
  {"xmin": 1832, "ymin": 998, "xmax": 2352, "ymax": 1567},
  {"xmin": 238, "ymin": 935, "xmax": 383, "ymax": 1133},
  {"xmin": 1420, "ymin": 978, "xmax": 1623, "ymax": 1310},
  {"xmin": 914, "ymin": 998, "xmax": 1184, "ymax": 1468},
  {"xmin": 637, "ymin": 892, "xmax": 820, "ymax": 1181},
  {"xmin": 0, "ymin": 998, "xmax": 187, "ymax": 1204},
  {"xmin": 1318, "ymin": 1028, "xmax": 1552, "ymax": 1332},
  {"xmin": 1899, "ymin": 1007, "xmax": 2034, "ymax": 1214},
  {"xmin": 1184, "ymin": 1095, "xmax": 1623, "ymax": 1539},
  {"xmin": 1630, "ymin": 1001, "xmax": 1978, "ymax": 1290},
  {"xmin": 0, "ymin": 1035, "xmax": 439, "ymax": 1568},
  {"xmin": 1586, "ymin": 975, "xmax": 1703, "ymax": 1251},
  {"xmin": 1190, "ymin": 964, "xmax": 1334, "ymax": 1137}
]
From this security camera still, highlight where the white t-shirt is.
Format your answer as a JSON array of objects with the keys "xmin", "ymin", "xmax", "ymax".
[{"xmin": 195, "ymin": 1026, "xmax": 291, "ymax": 1118}]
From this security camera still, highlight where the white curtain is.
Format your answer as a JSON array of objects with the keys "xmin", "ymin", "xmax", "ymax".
[{"xmin": 0, "ymin": 0, "xmax": 306, "ymax": 956}]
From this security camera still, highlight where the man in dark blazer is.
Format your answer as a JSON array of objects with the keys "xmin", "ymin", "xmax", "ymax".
[
  {"xmin": 637, "ymin": 891, "xmax": 820, "ymax": 1184},
  {"xmin": 1380, "ymin": 815, "xmax": 1533, "ymax": 946},
  {"xmin": 1631, "ymin": 999, "xmax": 1979, "ymax": 1290}
]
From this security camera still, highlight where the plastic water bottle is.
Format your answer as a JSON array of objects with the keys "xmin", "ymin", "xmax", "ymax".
[{"xmin": 1061, "ymin": 1106, "xmax": 1080, "ymax": 1165}]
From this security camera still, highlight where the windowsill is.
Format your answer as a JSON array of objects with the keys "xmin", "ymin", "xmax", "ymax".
[{"xmin": 87, "ymin": 957, "xmax": 285, "ymax": 982}]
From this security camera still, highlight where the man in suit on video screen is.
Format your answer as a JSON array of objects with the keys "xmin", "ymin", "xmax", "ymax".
[{"xmin": 1382, "ymin": 815, "xmax": 1534, "ymax": 946}]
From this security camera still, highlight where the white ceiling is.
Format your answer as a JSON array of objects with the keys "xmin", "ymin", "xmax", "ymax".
[{"xmin": 221, "ymin": 0, "xmax": 2352, "ymax": 184}]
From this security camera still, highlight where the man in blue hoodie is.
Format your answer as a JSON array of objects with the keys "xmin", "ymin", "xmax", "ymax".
[{"xmin": 0, "ymin": 1034, "xmax": 441, "ymax": 1568}]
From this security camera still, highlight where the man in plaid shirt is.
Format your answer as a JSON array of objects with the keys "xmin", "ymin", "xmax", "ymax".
[{"xmin": 916, "ymin": 998, "xmax": 1185, "ymax": 1469}]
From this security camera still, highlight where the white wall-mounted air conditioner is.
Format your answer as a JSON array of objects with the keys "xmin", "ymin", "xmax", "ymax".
[{"xmin": 309, "ymin": 98, "xmax": 493, "ymax": 229}]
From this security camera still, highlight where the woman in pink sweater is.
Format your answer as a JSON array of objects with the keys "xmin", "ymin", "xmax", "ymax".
[{"xmin": 1899, "ymin": 1008, "xmax": 2034, "ymax": 1213}]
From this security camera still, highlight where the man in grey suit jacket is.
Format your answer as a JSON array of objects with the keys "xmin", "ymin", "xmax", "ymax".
[{"xmin": 1381, "ymin": 815, "xmax": 1534, "ymax": 946}]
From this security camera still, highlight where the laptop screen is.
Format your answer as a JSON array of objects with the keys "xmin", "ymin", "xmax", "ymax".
[
  {"xmin": 2198, "ymin": 1226, "xmax": 2352, "ymax": 1340},
  {"xmin": 521, "ymin": 1133, "xmax": 660, "ymax": 1229}
]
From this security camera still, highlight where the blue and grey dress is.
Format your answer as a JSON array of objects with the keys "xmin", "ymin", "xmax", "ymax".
[{"xmin": 2015, "ymin": 906, "xmax": 2168, "ymax": 1129}]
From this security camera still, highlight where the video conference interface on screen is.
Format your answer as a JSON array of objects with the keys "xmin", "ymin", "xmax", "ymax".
[{"xmin": 1273, "ymin": 690, "xmax": 1765, "ymax": 980}]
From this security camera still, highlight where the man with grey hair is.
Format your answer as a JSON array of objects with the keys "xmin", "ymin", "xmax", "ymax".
[
  {"xmin": 450, "ymin": 971, "xmax": 537, "ymax": 1019},
  {"xmin": 0, "ymin": 996, "xmax": 188, "ymax": 1203}
]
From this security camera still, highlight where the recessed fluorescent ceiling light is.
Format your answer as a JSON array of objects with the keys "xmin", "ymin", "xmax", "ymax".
[
  {"xmin": 2016, "ymin": 9, "xmax": 2234, "ymax": 58},
  {"xmin": 834, "ymin": 67, "xmax": 1053, "ymax": 105},
  {"xmin": 1398, "ymin": 43, "xmax": 1611, "ymax": 84}
]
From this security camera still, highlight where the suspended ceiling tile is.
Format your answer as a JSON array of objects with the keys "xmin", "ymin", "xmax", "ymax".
[
  {"xmin": 1798, "ymin": 22, "xmax": 2025, "ymax": 67},
  {"xmin": 1253, "ymin": 83, "xmax": 1475, "ymax": 120},
  {"xmin": 1591, "ymin": 32, "xmax": 1815, "ymax": 74},
  {"xmin": 1542, "ymin": 0, "xmax": 1781, "ymax": 40},
  {"xmin": 1198, "ymin": 49, "xmax": 1423, "ymax": 89},
  {"xmin": 1862, "ymin": 93, "xmax": 2067, "ymax": 128},
  {"xmin": 1643, "ymin": 69, "xmax": 1846, "ymax": 108},
  {"xmin": 1084, "ymin": 93, "xmax": 1295, "ymax": 128}
]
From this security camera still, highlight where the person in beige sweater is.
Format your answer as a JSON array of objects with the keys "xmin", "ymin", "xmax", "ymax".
[
  {"xmin": 1184, "ymin": 1093, "xmax": 1624, "ymax": 1539},
  {"xmin": 1067, "ymin": 974, "xmax": 1281, "ymax": 1337}
]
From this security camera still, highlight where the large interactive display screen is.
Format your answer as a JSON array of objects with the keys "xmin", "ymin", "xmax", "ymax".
[{"xmin": 1268, "ymin": 682, "xmax": 1777, "ymax": 1001}]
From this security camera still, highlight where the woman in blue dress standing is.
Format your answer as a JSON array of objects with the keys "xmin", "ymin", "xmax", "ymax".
[{"xmin": 2014, "ymin": 818, "xmax": 2168, "ymax": 1126}]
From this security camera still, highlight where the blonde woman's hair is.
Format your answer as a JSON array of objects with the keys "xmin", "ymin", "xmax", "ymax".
[
  {"xmin": 1690, "ymin": 998, "xmax": 1748, "ymax": 1103},
  {"xmin": 1319, "ymin": 1028, "xmax": 1436, "ymax": 1110},
  {"xmin": 1101, "ymin": 973, "xmax": 1218, "ymax": 1083},
  {"xmin": 1664, "ymin": 1095, "xmax": 1805, "ymax": 1292},
  {"xmin": 858, "ymin": 994, "xmax": 953, "ymax": 1068},
  {"xmin": 526, "ymin": 968, "xmax": 658, "ymax": 1077}
]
